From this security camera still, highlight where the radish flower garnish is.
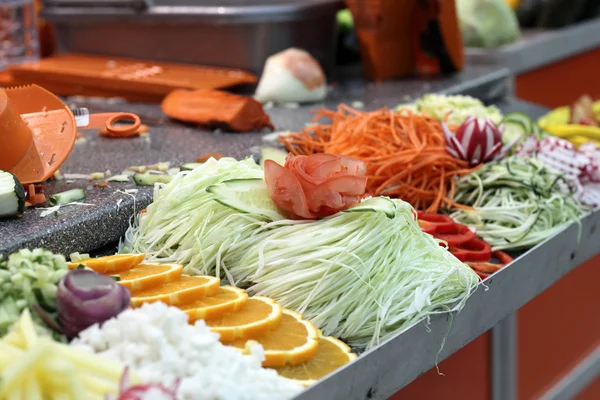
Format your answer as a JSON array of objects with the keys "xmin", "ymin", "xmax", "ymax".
[{"xmin": 442, "ymin": 116, "xmax": 519, "ymax": 165}]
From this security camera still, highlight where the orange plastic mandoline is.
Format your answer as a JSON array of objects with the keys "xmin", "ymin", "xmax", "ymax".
[
  {"xmin": 0, "ymin": 84, "xmax": 143, "ymax": 184},
  {"xmin": 0, "ymin": 84, "xmax": 78, "ymax": 184},
  {"xmin": 8, "ymin": 54, "xmax": 258, "ymax": 100}
]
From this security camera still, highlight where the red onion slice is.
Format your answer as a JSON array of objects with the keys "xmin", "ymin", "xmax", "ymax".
[{"xmin": 57, "ymin": 269, "xmax": 131, "ymax": 339}]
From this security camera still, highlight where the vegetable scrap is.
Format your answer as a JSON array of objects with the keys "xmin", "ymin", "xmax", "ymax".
[
  {"xmin": 56, "ymin": 269, "xmax": 131, "ymax": 339},
  {"xmin": 451, "ymin": 157, "xmax": 587, "ymax": 250},
  {"xmin": 161, "ymin": 89, "xmax": 274, "ymax": 132},
  {"xmin": 71, "ymin": 302, "xmax": 305, "ymax": 400},
  {"xmin": 133, "ymin": 173, "xmax": 174, "ymax": 186},
  {"xmin": 254, "ymin": 48, "xmax": 327, "ymax": 104},
  {"xmin": 279, "ymin": 106, "xmax": 480, "ymax": 213},
  {"xmin": 49, "ymin": 188, "xmax": 86, "ymax": 206},
  {"xmin": 127, "ymin": 162, "xmax": 171, "ymax": 173},
  {"xmin": 1, "ymin": 309, "xmax": 138, "ymax": 399},
  {"xmin": 25, "ymin": 183, "xmax": 47, "ymax": 207},
  {"xmin": 264, "ymin": 154, "xmax": 368, "ymax": 219}
]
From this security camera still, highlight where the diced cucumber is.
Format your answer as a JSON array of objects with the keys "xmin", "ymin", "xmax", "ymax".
[
  {"xmin": 504, "ymin": 112, "xmax": 534, "ymax": 134},
  {"xmin": 502, "ymin": 120, "xmax": 528, "ymax": 147},
  {"xmin": 49, "ymin": 188, "xmax": 86, "ymax": 206},
  {"xmin": 180, "ymin": 163, "xmax": 203, "ymax": 171},
  {"xmin": 341, "ymin": 197, "xmax": 396, "ymax": 218},
  {"xmin": 0, "ymin": 170, "xmax": 25, "ymax": 219},
  {"xmin": 133, "ymin": 173, "xmax": 173, "ymax": 186},
  {"xmin": 207, "ymin": 178, "xmax": 285, "ymax": 221},
  {"xmin": 259, "ymin": 147, "xmax": 288, "ymax": 168}
]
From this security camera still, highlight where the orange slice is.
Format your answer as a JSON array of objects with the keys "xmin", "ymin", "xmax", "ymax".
[
  {"xmin": 205, "ymin": 296, "xmax": 282, "ymax": 343},
  {"xmin": 130, "ymin": 275, "xmax": 221, "ymax": 307},
  {"xmin": 276, "ymin": 336, "xmax": 357, "ymax": 386},
  {"xmin": 116, "ymin": 263, "xmax": 183, "ymax": 293},
  {"xmin": 230, "ymin": 309, "xmax": 319, "ymax": 367},
  {"xmin": 179, "ymin": 286, "xmax": 248, "ymax": 323},
  {"xmin": 67, "ymin": 253, "xmax": 145, "ymax": 273}
]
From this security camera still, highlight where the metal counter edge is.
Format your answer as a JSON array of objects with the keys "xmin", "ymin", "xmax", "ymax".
[{"xmin": 293, "ymin": 208, "xmax": 600, "ymax": 400}]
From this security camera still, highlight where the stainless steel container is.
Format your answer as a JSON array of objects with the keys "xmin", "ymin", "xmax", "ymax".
[{"xmin": 41, "ymin": 0, "xmax": 344, "ymax": 75}]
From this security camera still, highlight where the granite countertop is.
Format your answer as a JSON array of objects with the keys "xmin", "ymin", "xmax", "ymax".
[
  {"xmin": 0, "ymin": 65, "xmax": 510, "ymax": 257},
  {"xmin": 466, "ymin": 18, "xmax": 600, "ymax": 74}
]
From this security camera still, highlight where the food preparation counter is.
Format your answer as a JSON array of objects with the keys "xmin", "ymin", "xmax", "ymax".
[
  {"xmin": 0, "ymin": 65, "xmax": 598, "ymax": 400},
  {"xmin": 0, "ymin": 65, "xmax": 510, "ymax": 257}
]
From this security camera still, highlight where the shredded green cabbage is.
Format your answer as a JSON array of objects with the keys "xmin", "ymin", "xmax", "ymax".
[
  {"xmin": 226, "ymin": 199, "xmax": 479, "ymax": 349},
  {"xmin": 125, "ymin": 158, "xmax": 479, "ymax": 349},
  {"xmin": 123, "ymin": 158, "xmax": 274, "ymax": 278},
  {"xmin": 451, "ymin": 157, "xmax": 588, "ymax": 250},
  {"xmin": 398, "ymin": 94, "xmax": 503, "ymax": 125}
]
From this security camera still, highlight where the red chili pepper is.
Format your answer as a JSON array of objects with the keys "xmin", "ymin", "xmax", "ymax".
[
  {"xmin": 417, "ymin": 212, "xmax": 456, "ymax": 234},
  {"xmin": 450, "ymin": 238, "xmax": 492, "ymax": 262},
  {"xmin": 466, "ymin": 261, "xmax": 502, "ymax": 280},
  {"xmin": 493, "ymin": 250, "xmax": 514, "ymax": 265},
  {"xmin": 434, "ymin": 224, "xmax": 476, "ymax": 247}
]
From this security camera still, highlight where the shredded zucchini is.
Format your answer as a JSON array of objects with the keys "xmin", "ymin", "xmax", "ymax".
[{"xmin": 451, "ymin": 156, "xmax": 588, "ymax": 250}]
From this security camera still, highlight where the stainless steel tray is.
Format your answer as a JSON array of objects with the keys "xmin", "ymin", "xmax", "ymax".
[{"xmin": 41, "ymin": 0, "xmax": 344, "ymax": 74}]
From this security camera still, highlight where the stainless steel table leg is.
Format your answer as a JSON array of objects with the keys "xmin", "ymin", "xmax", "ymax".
[{"xmin": 492, "ymin": 313, "xmax": 518, "ymax": 400}]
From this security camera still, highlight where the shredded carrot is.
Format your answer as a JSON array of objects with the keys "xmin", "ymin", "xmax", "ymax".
[{"xmin": 280, "ymin": 106, "xmax": 480, "ymax": 213}]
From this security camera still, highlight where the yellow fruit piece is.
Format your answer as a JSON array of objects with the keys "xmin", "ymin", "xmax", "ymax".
[
  {"xmin": 179, "ymin": 286, "xmax": 248, "ymax": 322},
  {"xmin": 130, "ymin": 275, "xmax": 221, "ymax": 307},
  {"xmin": 205, "ymin": 296, "xmax": 282, "ymax": 343},
  {"xmin": 67, "ymin": 253, "xmax": 145, "ymax": 273},
  {"xmin": 116, "ymin": 263, "xmax": 183, "ymax": 293},
  {"xmin": 230, "ymin": 309, "xmax": 319, "ymax": 368},
  {"xmin": 276, "ymin": 336, "xmax": 357, "ymax": 386},
  {"xmin": 1, "ymin": 310, "xmax": 139, "ymax": 399}
]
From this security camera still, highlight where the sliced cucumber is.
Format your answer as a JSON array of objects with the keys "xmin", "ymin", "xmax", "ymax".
[
  {"xmin": 133, "ymin": 173, "xmax": 173, "ymax": 186},
  {"xmin": 0, "ymin": 170, "xmax": 25, "ymax": 219},
  {"xmin": 504, "ymin": 112, "xmax": 534, "ymax": 134},
  {"xmin": 502, "ymin": 120, "xmax": 528, "ymax": 146},
  {"xmin": 259, "ymin": 147, "xmax": 288, "ymax": 168},
  {"xmin": 342, "ymin": 197, "xmax": 396, "ymax": 218},
  {"xmin": 207, "ymin": 178, "xmax": 285, "ymax": 221},
  {"xmin": 180, "ymin": 163, "xmax": 203, "ymax": 171},
  {"xmin": 49, "ymin": 188, "xmax": 86, "ymax": 206}
]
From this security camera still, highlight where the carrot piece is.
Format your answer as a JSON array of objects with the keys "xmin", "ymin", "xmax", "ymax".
[{"xmin": 279, "ymin": 106, "xmax": 479, "ymax": 213}]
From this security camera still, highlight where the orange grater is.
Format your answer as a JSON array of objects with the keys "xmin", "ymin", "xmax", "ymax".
[
  {"xmin": 0, "ymin": 84, "xmax": 141, "ymax": 184},
  {"xmin": 8, "ymin": 54, "xmax": 258, "ymax": 100}
]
